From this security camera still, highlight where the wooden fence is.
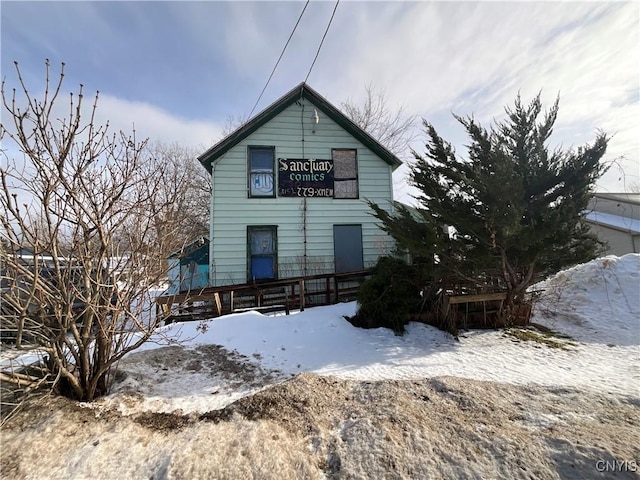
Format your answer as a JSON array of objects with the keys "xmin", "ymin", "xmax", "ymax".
[{"xmin": 155, "ymin": 269, "xmax": 371, "ymax": 323}]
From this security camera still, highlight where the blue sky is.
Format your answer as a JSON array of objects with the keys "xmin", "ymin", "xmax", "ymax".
[{"xmin": 1, "ymin": 1, "xmax": 639, "ymax": 199}]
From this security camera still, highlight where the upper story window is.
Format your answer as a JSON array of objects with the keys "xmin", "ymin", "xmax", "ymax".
[
  {"xmin": 333, "ymin": 149, "xmax": 358, "ymax": 199},
  {"xmin": 248, "ymin": 146, "xmax": 275, "ymax": 198}
]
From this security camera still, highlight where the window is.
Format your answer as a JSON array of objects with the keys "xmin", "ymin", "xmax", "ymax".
[
  {"xmin": 247, "ymin": 226, "xmax": 277, "ymax": 281},
  {"xmin": 248, "ymin": 146, "xmax": 275, "ymax": 198},
  {"xmin": 332, "ymin": 149, "xmax": 358, "ymax": 199}
]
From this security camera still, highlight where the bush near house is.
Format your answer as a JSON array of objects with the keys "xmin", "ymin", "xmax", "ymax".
[{"xmin": 346, "ymin": 257, "xmax": 423, "ymax": 335}]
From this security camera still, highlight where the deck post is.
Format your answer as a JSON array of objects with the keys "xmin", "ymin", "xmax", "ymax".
[
  {"xmin": 214, "ymin": 292, "xmax": 222, "ymax": 316},
  {"xmin": 325, "ymin": 277, "xmax": 331, "ymax": 304}
]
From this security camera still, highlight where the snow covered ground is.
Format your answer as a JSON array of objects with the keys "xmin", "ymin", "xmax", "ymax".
[
  {"xmin": 2, "ymin": 255, "xmax": 638, "ymax": 480},
  {"xmin": 97, "ymin": 254, "xmax": 639, "ymax": 415}
]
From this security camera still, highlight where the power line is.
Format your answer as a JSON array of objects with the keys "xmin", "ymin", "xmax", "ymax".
[
  {"xmin": 248, "ymin": 0, "xmax": 310, "ymax": 119},
  {"xmin": 304, "ymin": 0, "xmax": 340, "ymax": 84}
]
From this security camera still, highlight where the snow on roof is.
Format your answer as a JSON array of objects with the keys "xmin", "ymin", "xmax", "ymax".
[{"xmin": 585, "ymin": 210, "xmax": 640, "ymax": 234}]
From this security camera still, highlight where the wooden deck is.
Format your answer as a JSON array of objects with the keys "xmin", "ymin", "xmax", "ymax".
[
  {"xmin": 155, "ymin": 270, "xmax": 371, "ymax": 323},
  {"xmin": 435, "ymin": 271, "xmax": 540, "ymax": 328}
]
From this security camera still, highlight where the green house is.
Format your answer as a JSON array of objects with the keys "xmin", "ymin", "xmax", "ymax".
[{"xmin": 198, "ymin": 83, "xmax": 401, "ymax": 287}]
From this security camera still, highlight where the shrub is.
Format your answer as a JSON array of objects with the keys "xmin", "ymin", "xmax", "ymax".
[{"xmin": 347, "ymin": 257, "xmax": 421, "ymax": 334}]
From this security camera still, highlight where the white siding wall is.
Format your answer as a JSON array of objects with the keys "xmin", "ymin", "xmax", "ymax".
[{"xmin": 209, "ymin": 99, "xmax": 396, "ymax": 286}]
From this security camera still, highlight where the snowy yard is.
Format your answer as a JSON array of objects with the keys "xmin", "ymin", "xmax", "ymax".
[
  {"xmin": 1, "ymin": 254, "xmax": 638, "ymax": 479},
  {"xmin": 100, "ymin": 254, "xmax": 639, "ymax": 415}
]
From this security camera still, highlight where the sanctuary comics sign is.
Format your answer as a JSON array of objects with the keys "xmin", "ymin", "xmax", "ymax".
[{"xmin": 278, "ymin": 158, "xmax": 334, "ymax": 197}]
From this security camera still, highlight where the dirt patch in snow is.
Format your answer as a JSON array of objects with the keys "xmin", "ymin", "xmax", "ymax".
[
  {"xmin": 2, "ymin": 374, "xmax": 638, "ymax": 480},
  {"xmin": 99, "ymin": 343, "xmax": 288, "ymax": 415},
  {"xmin": 115, "ymin": 343, "xmax": 284, "ymax": 390}
]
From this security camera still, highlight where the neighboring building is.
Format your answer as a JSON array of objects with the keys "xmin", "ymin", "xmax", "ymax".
[
  {"xmin": 585, "ymin": 193, "xmax": 640, "ymax": 256},
  {"xmin": 166, "ymin": 237, "xmax": 210, "ymax": 294},
  {"xmin": 198, "ymin": 83, "xmax": 401, "ymax": 287}
]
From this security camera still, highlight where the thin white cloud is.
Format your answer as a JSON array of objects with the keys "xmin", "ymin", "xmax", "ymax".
[
  {"xmin": 312, "ymin": 2, "xmax": 638, "ymax": 194},
  {"xmin": 93, "ymin": 95, "xmax": 223, "ymax": 150},
  {"xmin": 1, "ymin": 86, "xmax": 222, "ymax": 162},
  {"xmin": 2, "ymin": 1, "xmax": 637, "ymax": 194}
]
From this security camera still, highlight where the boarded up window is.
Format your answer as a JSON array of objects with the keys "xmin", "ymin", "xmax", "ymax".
[{"xmin": 333, "ymin": 149, "xmax": 358, "ymax": 199}]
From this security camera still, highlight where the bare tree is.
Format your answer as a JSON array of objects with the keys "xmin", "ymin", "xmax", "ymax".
[
  {"xmin": 220, "ymin": 114, "xmax": 249, "ymax": 138},
  {"xmin": 0, "ymin": 60, "xmax": 184, "ymax": 406},
  {"xmin": 141, "ymin": 141, "xmax": 210, "ymax": 255},
  {"xmin": 341, "ymin": 84, "xmax": 418, "ymax": 159}
]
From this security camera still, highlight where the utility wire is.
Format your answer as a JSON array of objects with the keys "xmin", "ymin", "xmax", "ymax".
[
  {"xmin": 304, "ymin": 0, "xmax": 340, "ymax": 84},
  {"xmin": 248, "ymin": 0, "xmax": 310, "ymax": 119}
]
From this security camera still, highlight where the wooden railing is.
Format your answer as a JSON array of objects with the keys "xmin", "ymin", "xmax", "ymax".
[{"xmin": 155, "ymin": 269, "xmax": 371, "ymax": 323}]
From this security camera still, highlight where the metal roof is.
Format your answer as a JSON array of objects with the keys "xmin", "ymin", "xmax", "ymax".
[
  {"xmin": 585, "ymin": 211, "xmax": 640, "ymax": 235},
  {"xmin": 592, "ymin": 193, "xmax": 640, "ymax": 206}
]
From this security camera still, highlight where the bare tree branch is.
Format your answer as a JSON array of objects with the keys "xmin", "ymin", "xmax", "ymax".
[
  {"xmin": 1, "ymin": 60, "xmax": 187, "ymax": 407},
  {"xmin": 341, "ymin": 84, "xmax": 418, "ymax": 159}
]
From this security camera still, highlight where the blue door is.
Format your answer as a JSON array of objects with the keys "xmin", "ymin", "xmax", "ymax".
[{"xmin": 248, "ymin": 226, "xmax": 277, "ymax": 281}]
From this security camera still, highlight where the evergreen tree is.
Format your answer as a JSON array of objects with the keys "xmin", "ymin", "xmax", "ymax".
[{"xmin": 370, "ymin": 94, "xmax": 608, "ymax": 317}]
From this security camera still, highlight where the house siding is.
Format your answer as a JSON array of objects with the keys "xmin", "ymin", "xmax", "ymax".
[{"xmin": 209, "ymin": 98, "xmax": 396, "ymax": 286}]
